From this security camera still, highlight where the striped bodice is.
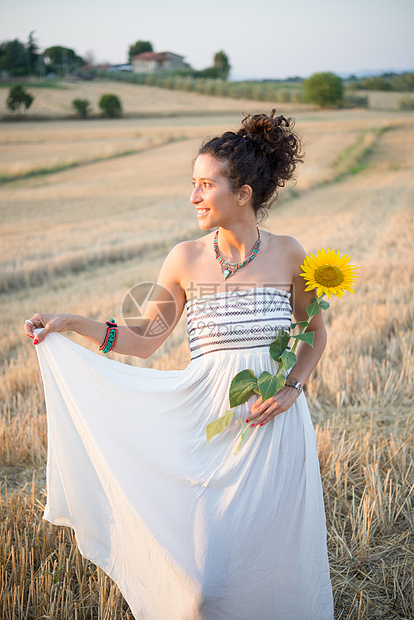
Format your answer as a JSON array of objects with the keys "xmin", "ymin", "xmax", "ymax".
[{"xmin": 186, "ymin": 287, "xmax": 292, "ymax": 361}]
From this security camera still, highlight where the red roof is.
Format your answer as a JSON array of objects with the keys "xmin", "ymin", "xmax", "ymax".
[
  {"xmin": 132, "ymin": 51, "xmax": 184, "ymax": 61},
  {"xmin": 133, "ymin": 52, "xmax": 167, "ymax": 61}
]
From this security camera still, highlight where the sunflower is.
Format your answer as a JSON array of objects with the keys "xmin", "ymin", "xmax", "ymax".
[{"xmin": 300, "ymin": 248, "xmax": 359, "ymax": 298}]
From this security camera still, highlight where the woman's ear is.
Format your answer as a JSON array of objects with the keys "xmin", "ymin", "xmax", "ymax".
[{"xmin": 238, "ymin": 184, "xmax": 253, "ymax": 206}]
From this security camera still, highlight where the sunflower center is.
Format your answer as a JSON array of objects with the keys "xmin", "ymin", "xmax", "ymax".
[{"xmin": 314, "ymin": 265, "xmax": 344, "ymax": 287}]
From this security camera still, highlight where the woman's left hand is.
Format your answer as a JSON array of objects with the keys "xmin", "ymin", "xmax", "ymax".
[
  {"xmin": 249, "ymin": 386, "xmax": 300, "ymax": 427},
  {"xmin": 24, "ymin": 313, "xmax": 72, "ymax": 342}
]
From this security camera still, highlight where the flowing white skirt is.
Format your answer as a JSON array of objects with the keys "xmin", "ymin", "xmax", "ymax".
[{"xmin": 36, "ymin": 333, "xmax": 334, "ymax": 620}]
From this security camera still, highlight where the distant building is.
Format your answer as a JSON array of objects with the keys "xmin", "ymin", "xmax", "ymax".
[{"xmin": 131, "ymin": 52, "xmax": 186, "ymax": 74}]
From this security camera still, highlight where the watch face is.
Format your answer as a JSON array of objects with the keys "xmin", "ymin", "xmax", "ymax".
[{"xmin": 286, "ymin": 379, "xmax": 302, "ymax": 392}]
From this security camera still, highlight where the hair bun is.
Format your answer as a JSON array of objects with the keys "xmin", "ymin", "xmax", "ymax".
[
  {"xmin": 198, "ymin": 109, "xmax": 303, "ymax": 220},
  {"xmin": 240, "ymin": 109, "xmax": 293, "ymax": 142}
]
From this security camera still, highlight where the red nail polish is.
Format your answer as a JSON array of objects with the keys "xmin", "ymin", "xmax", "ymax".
[
  {"xmin": 251, "ymin": 423, "xmax": 255, "ymax": 427},
  {"xmin": 33, "ymin": 338, "xmax": 38, "ymax": 345},
  {"xmin": 245, "ymin": 419, "xmax": 249, "ymax": 423},
  {"xmin": 260, "ymin": 423, "xmax": 264, "ymax": 426}
]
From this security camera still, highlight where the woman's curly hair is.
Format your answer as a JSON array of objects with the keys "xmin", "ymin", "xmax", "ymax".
[{"xmin": 198, "ymin": 109, "xmax": 303, "ymax": 221}]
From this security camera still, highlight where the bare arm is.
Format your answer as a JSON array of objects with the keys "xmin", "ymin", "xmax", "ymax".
[
  {"xmin": 249, "ymin": 240, "xmax": 327, "ymax": 426},
  {"xmin": 285, "ymin": 265, "xmax": 327, "ymax": 386},
  {"xmin": 25, "ymin": 244, "xmax": 188, "ymax": 359}
]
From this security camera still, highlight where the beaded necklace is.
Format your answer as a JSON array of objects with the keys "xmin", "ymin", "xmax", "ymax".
[{"xmin": 213, "ymin": 228, "xmax": 261, "ymax": 280}]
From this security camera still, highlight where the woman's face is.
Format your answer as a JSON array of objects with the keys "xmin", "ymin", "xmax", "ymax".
[{"xmin": 191, "ymin": 154, "xmax": 239, "ymax": 230}]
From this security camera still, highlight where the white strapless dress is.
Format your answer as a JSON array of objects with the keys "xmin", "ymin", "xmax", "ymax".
[{"xmin": 36, "ymin": 287, "xmax": 334, "ymax": 620}]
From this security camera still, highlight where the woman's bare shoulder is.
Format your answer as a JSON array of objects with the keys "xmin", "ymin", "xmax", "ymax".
[
  {"xmin": 168, "ymin": 233, "xmax": 214, "ymax": 259},
  {"xmin": 157, "ymin": 235, "xmax": 211, "ymax": 289},
  {"xmin": 263, "ymin": 231, "xmax": 306, "ymax": 258}
]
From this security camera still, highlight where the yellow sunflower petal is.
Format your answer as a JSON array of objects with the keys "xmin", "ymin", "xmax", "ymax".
[
  {"xmin": 305, "ymin": 255, "xmax": 319, "ymax": 270},
  {"xmin": 300, "ymin": 248, "xmax": 358, "ymax": 299},
  {"xmin": 327, "ymin": 248, "xmax": 336, "ymax": 263},
  {"xmin": 337, "ymin": 253, "xmax": 351, "ymax": 268},
  {"xmin": 317, "ymin": 249, "xmax": 327, "ymax": 263}
]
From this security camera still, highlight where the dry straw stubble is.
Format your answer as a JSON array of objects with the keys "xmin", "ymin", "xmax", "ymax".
[{"xmin": 1, "ymin": 106, "xmax": 414, "ymax": 618}]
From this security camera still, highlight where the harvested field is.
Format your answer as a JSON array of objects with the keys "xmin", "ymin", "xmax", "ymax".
[
  {"xmin": 1, "ymin": 102, "xmax": 414, "ymax": 618},
  {"xmin": 0, "ymin": 80, "xmax": 304, "ymax": 119},
  {"xmin": 0, "ymin": 80, "xmax": 409, "ymax": 119},
  {"xmin": 354, "ymin": 89, "xmax": 412, "ymax": 110}
]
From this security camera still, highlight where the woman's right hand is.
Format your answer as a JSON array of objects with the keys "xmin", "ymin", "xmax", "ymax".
[{"xmin": 24, "ymin": 313, "xmax": 73, "ymax": 344}]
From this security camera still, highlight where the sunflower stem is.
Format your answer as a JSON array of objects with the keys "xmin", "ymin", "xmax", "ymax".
[
  {"xmin": 234, "ymin": 421, "xmax": 256, "ymax": 455},
  {"xmin": 292, "ymin": 321, "xmax": 310, "ymax": 354},
  {"xmin": 291, "ymin": 294, "xmax": 326, "ymax": 354}
]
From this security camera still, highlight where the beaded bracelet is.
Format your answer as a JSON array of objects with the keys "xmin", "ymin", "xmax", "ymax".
[{"xmin": 99, "ymin": 319, "xmax": 118, "ymax": 354}]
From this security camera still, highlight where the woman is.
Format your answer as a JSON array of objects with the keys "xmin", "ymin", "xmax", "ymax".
[{"xmin": 25, "ymin": 111, "xmax": 334, "ymax": 619}]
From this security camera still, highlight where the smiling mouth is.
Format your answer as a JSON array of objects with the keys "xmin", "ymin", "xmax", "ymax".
[{"xmin": 196, "ymin": 208, "xmax": 210, "ymax": 216}]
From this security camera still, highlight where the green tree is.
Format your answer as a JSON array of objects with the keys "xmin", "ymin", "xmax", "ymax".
[
  {"xmin": 128, "ymin": 40, "xmax": 153, "ymax": 62},
  {"xmin": 394, "ymin": 72, "xmax": 414, "ymax": 92},
  {"xmin": 27, "ymin": 31, "xmax": 39, "ymax": 73},
  {"xmin": 98, "ymin": 94, "xmax": 122, "ymax": 118},
  {"xmin": 7, "ymin": 85, "xmax": 34, "ymax": 112},
  {"xmin": 303, "ymin": 72, "xmax": 344, "ymax": 107},
  {"xmin": 213, "ymin": 50, "xmax": 231, "ymax": 80},
  {"xmin": 357, "ymin": 76, "xmax": 392, "ymax": 91},
  {"xmin": 352, "ymin": 71, "xmax": 414, "ymax": 92},
  {"xmin": 0, "ymin": 39, "xmax": 29, "ymax": 75},
  {"xmin": 44, "ymin": 46, "xmax": 85, "ymax": 75},
  {"xmin": 72, "ymin": 98, "xmax": 91, "ymax": 118}
]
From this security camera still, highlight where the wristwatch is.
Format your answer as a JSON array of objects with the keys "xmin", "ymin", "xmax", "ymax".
[{"xmin": 285, "ymin": 377, "xmax": 303, "ymax": 394}]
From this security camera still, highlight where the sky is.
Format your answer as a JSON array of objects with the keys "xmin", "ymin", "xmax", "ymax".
[{"xmin": 1, "ymin": 0, "xmax": 413, "ymax": 80}]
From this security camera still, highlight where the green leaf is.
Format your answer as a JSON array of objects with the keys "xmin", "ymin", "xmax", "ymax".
[
  {"xmin": 290, "ymin": 320, "xmax": 309, "ymax": 330},
  {"xmin": 258, "ymin": 371, "xmax": 286, "ymax": 402},
  {"xmin": 305, "ymin": 300, "xmax": 321, "ymax": 321},
  {"xmin": 319, "ymin": 299, "xmax": 330, "ymax": 310},
  {"xmin": 291, "ymin": 331, "xmax": 315, "ymax": 346},
  {"xmin": 229, "ymin": 369, "xmax": 258, "ymax": 407},
  {"xmin": 269, "ymin": 329, "xmax": 291, "ymax": 361},
  {"xmin": 279, "ymin": 350, "xmax": 297, "ymax": 372},
  {"xmin": 206, "ymin": 411, "xmax": 234, "ymax": 444}
]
